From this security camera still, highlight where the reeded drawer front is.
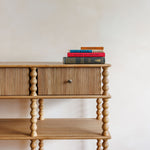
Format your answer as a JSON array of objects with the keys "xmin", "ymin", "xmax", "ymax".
[
  {"xmin": 38, "ymin": 67, "xmax": 101, "ymax": 95},
  {"xmin": 0, "ymin": 68, "xmax": 29, "ymax": 96}
]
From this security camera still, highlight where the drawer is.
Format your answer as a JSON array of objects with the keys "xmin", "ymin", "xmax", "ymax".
[
  {"xmin": 0, "ymin": 68, "xmax": 29, "ymax": 96},
  {"xmin": 38, "ymin": 67, "xmax": 101, "ymax": 95}
]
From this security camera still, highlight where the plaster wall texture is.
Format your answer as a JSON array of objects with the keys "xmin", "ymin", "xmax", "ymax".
[{"xmin": 0, "ymin": 0, "xmax": 150, "ymax": 150}]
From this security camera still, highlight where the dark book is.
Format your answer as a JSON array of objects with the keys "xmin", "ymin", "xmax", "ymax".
[{"xmin": 63, "ymin": 57, "xmax": 105, "ymax": 64}]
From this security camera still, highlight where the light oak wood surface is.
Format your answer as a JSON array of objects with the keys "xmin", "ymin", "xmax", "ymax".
[
  {"xmin": 96, "ymin": 98, "xmax": 102, "ymax": 150},
  {"xmin": 30, "ymin": 68, "xmax": 38, "ymax": 137},
  {"xmin": 96, "ymin": 98, "xmax": 102, "ymax": 120},
  {"xmin": 0, "ymin": 68, "xmax": 29, "ymax": 96},
  {"xmin": 0, "ymin": 119, "xmax": 110, "ymax": 140},
  {"xmin": 38, "ymin": 67, "xmax": 101, "ymax": 95},
  {"xmin": 30, "ymin": 140, "xmax": 37, "ymax": 150},
  {"xmin": 39, "ymin": 140, "xmax": 44, "ymax": 150},
  {"xmin": 0, "ymin": 95, "xmax": 111, "ymax": 99},
  {"xmin": 0, "ymin": 62, "xmax": 111, "ymax": 67},
  {"xmin": 38, "ymin": 99, "xmax": 44, "ymax": 120},
  {"xmin": 0, "ymin": 63, "xmax": 111, "ymax": 150},
  {"xmin": 102, "ymin": 67, "xmax": 110, "ymax": 150}
]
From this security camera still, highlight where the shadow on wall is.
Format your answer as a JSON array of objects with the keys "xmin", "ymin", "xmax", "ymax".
[
  {"xmin": 0, "ymin": 140, "xmax": 29, "ymax": 150},
  {"xmin": 0, "ymin": 99, "xmax": 30, "ymax": 118}
]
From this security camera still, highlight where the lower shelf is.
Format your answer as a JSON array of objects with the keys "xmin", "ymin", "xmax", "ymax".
[{"xmin": 0, "ymin": 118, "xmax": 111, "ymax": 140}]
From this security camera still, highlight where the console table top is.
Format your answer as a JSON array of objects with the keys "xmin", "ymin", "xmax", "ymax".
[{"xmin": 0, "ymin": 62, "xmax": 111, "ymax": 67}]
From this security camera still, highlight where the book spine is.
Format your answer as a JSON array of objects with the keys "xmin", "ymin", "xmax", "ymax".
[
  {"xmin": 67, "ymin": 53, "xmax": 105, "ymax": 57},
  {"xmin": 92, "ymin": 50, "xmax": 104, "ymax": 53},
  {"xmin": 70, "ymin": 50, "xmax": 92, "ymax": 53},
  {"xmin": 81, "ymin": 47, "xmax": 104, "ymax": 50},
  {"xmin": 63, "ymin": 57, "xmax": 105, "ymax": 64},
  {"xmin": 70, "ymin": 50, "xmax": 103, "ymax": 53}
]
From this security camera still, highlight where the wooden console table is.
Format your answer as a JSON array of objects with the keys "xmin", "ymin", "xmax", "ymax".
[{"xmin": 0, "ymin": 62, "xmax": 111, "ymax": 150}]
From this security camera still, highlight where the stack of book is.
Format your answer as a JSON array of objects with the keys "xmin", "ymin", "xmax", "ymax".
[{"xmin": 63, "ymin": 47, "xmax": 105, "ymax": 64}]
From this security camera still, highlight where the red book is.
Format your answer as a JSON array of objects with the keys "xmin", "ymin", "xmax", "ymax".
[{"xmin": 67, "ymin": 52, "xmax": 105, "ymax": 57}]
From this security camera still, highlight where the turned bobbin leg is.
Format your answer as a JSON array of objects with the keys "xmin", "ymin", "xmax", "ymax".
[
  {"xmin": 39, "ymin": 140, "xmax": 44, "ymax": 150},
  {"xmin": 39, "ymin": 99, "xmax": 44, "ymax": 120},
  {"xmin": 30, "ymin": 99, "xmax": 38, "ymax": 137},
  {"xmin": 30, "ymin": 68, "xmax": 38, "ymax": 138},
  {"xmin": 38, "ymin": 99, "xmax": 44, "ymax": 150},
  {"xmin": 97, "ymin": 140, "xmax": 102, "ymax": 150},
  {"xmin": 96, "ymin": 98, "xmax": 102, "ymax": 121},
  {"xmin": 30, "ymin": 140, "xmax": 37, "ymax": 150},
  {"xmin": 96, "ymin": 98, "xmax": 102, "ymax": 150},
  {"xmin": 30, "ymin": 67, "xmax": 37, "ymax": 97},
  {"xmin": 102, "ymin": 66, "xmax": 109, "ymax": 150},
  {"xmin": 102, "ymin": 99, "xmax": 109, "ymax": 150}
]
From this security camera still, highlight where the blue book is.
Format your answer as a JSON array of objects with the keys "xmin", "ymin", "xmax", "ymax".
[{"xmin": 70, "ymin": 50, "xmax": 92, "ymax": 53}]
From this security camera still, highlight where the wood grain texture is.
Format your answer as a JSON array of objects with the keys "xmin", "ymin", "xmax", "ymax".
[
  {"xmin": 0, "ymin": 95, "xmax": 111, "ymax": 99},
  {"xmin": 38, "ymin": 67, "xmax": 101, "ymax": 95},
  {"xmin": 0, "ymin": 62, "xmax": 111, "ymax": 68},
  {"xmin": 0, "ymin": 68, "xmax": 29, "ymax": 95},
  {"xmin": 0, "ymin": 119, "xmax": 111, "ymax": 140},
  {"xmin": 0, "ymin": 63, "xmax": 111, "ymax": 148}
]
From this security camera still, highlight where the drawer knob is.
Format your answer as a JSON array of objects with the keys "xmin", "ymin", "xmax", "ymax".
[{"xmin": 67, "ymin": 79, "xmax": 72, "ymax": 83}]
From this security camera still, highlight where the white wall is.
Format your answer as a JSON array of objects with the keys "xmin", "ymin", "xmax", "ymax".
[{"xmin": 0, "ymin": 0, "xmax": 150, "ymax": 150}]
